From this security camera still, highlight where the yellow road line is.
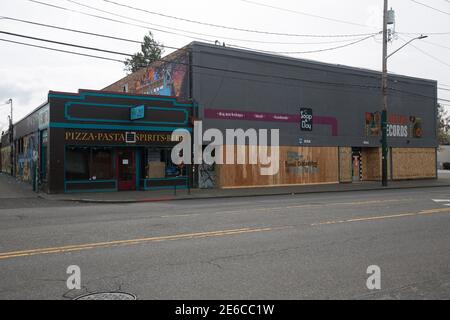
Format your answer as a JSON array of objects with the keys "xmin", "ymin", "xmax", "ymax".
[
  {"xmin": 311, "ymin": 207, "xmax": 450, "ymax": 226},
  {"xmin": 0, "ymin": 227, "xmax": 276, "ymax": 261}
]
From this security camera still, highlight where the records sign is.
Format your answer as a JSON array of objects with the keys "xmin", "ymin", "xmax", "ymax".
[{"xmin": 300, "ymin": 108, "xmax": 313, "ymax": 131}]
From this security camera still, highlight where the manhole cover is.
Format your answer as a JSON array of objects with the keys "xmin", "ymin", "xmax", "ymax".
[{"xmin": 74, "ymin": 292, "xmax": 137, "ymax": 300}]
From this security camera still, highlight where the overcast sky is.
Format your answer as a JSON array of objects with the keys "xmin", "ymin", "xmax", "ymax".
[{"xmin": 1, "ymin": 0, "xmax": 450, "ymax": 132}]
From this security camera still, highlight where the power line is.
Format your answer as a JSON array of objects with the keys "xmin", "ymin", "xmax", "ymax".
[
  {"xmin": 62, "ymin": 0, "xmax": 378, "ymax": 45},
  {"xmin": 0, "ymin": 28, "xmax": 380, "ymax": 57},
  {"xmin": 26, "ymin": 0, "xmax": 371, "ymax": 47},
  {"xmin": 228, "ymin": 33, "xmax": 380, "ymax": 54},
  {"xmin": 0, "ymin": 14, "xmax": 429, "ymax": 87},
  {"xmin": 423, "ymin": 39, "xmax": 450, "ymax": 50},
  {"xmin": 0, "ymin": 16, "xmax": 140, "ymax": 44},
  {"xmin": 397, "ymin": 35, "xmax": 450, "ymax": 67},
  {"xmin": 1, "ymin": 23, "xmax": 419, "ymax": 88},
  {"xmin": 0, "ymin": 16, "xmax": 182, "ymax": 50},
  {"xmin": 1, "ymin": 32, "xmax": 441, "ymax": 102},
  {"xmin": 3, "ymin": 15, "xmax": 360, "ymax": 55},
  {"xmin": 410, "ymin": 0, "xmax": 450, "ymax": 16},
  {"xmin": 0, "ymin": 26, "xmax": 402, "ymax": 87},
  {"xmin": 237, "ymin": 0, "xmax": 376, "ymax": 29},
  {"xmin": 0, "ymin": 37, "xmax": 125, "ymax": 62},
  {"xmin": 398, "ymin": 31, "xmax": 450, "ymax": 36},
  {"xmin": 410, "ymin": 43, "xmax": 450, "ymax": 68},
  {"xmin": 25, "ymin": 0, "xmax": 214, "ymax": 44},
  {"xmin": 99, "ymin": 0, "xmax": 378, "ymax": 38},
  {"xmin": 0, "ymin": 36, "xmax": 386, "ymax": 92},
  {"xmin": 0, "ymin": 30, "xmax": 133, "ymax": 56}
]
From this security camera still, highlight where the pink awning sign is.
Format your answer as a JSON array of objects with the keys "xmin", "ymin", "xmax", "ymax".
[{"xmin": 204, "ymin": 108, "xmax": 338, "ymax": 136}]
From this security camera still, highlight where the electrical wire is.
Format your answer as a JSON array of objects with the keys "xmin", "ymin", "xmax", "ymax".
[
  {"xmin": 26, "ymin": 0, "xmax": 220, "ymax": 44},
  {"xmin": 63, "ymin": 0, "xmax": 378, "ymax": 44},
  {"xmin": 0, "ymin": 28, "xmax": 380, "ymax": 57},
  {"xmin": 228, "ymin": 33, "xmax": 380, "ymax": 54},
  {"xmin": 409, "ymin": 43, "xmax": 450, "ymax": 68},
  {"xmin": 0, "ymin": 30, "xmax": 133, "ymax": 56},
  {"xmin": 237, "ymin": 0, "xmax": 377, "ymax": 29},
  {"xmin": 99, "ymin": 0, "xmax": 378, "ymax": 38},
  {"xmin": 25, "ymin": 0, "xmax": 373, "ymax": 47},
  {"xmin": 410, "ymin": 0, "xmax": 450, "ymax": 16},
  {"xmin": 423, "ymin": 39, "xmax": 450, "ymax": 50},
  {"xmin": 1, "ymin": 29, "xmax": 438, "ymax": 93},
  {"xmin": 0, "ymin": 31, "xmax": 443, "ymax": 102},
  {"xmin": 0, "ymin": 37, "xmax": 125, "ymax": 62},
  {"xmin": 0, "ymin": 36, "xmax": 385, "ymax": 92},
  {"xmin": 1, "ymin": 15, "xmax": 375, "ymax": 46},
  {"xmin": 396, "ymin": 35, "xmax": 450, "ymax": 67},
  {"xmin": 0, "ymin": 16, "xmax": 142, "ymax": 44}
]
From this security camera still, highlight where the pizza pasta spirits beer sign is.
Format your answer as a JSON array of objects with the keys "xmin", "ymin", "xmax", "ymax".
[{"xmin": 300, "ymin": 108, "xmax": 313, "ymax": 132}]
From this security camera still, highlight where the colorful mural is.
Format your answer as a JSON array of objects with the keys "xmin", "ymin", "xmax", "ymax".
[
  {"xmin": 15, "ymin": 133, "xmax": 38, "ymax": 182},
  {"xmin": 365, "ymin": 112, "xmax": 423, "ymax": 139},
  {"xmin": 1, "ymin": 146, "xmax": 11, "ymax": 174},
  {"xmin": 135, "ymin": 54, "xmax": 189, "ymax": 98}
]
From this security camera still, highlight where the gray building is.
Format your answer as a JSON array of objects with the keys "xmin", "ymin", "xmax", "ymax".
[{"xmin": 104, "ymin": 42, "xmax": 439, "ymax": 188}]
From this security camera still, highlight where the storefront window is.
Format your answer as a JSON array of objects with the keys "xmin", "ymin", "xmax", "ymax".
[
  {"xmin": 91, "ymin": 148, "xmax": 114, "ymax": 180},
  {"xmin": 145, "ymin": 148, "xmax": 184, "ymax": 179},
  {"xmin": 66, "ymin": 147, "xmax": 113, "ymax": 181},
  {"xmin": 66, "ymin": 147, "xmax": 90, "ymax": 181}
]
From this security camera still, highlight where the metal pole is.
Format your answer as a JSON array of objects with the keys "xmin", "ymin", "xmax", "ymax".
[
  {"xmin": 8, "ymin": 99, "xmax": 14, "ymax": 177},
  {"xmin": 381, "ymin": 0, "xmax": 389, "ymax": 187}
]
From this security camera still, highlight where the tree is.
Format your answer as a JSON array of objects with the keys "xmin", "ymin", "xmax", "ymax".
[
  {"xmin": 124, "ymin": 32, "xmax": 164, "ymax": 73},
  {"xmin": 437, "ymin": 103, "xmax": 450, "ymax": 145}
]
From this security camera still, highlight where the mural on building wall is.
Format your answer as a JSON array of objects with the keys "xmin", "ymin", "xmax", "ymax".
[
  {"xmin": 16, "ymin": 134, "xmax": 38, "ymax": 182},
  {"xmin": 365, "ymin": 112, "xmax": 423, "ymax": 139},
  {"xmin": 134, "ymin": 53, "xmax": 189, "ymax": 98},
  {"xmin": 1, "ymin": 146, "xmax": 11, "ymax": 174}
]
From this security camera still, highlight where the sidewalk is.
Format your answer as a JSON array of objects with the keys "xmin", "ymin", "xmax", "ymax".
[
  {"xmin": 0, "ymin": 173, "xmax": 38, "ymax": 200},
  {"xmin": 2, "ymin": 171, "xmax": 450, "ymax": 204},
  {"xmin": 38, "ymin": 171, "xmax": 450, "ymax": 204}
]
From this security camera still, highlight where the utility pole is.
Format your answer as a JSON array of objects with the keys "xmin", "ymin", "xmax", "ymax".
[
  {"xmin": 381, "ymin": 0, "xmax": 389, "ymax": 187},
  {"xmin": 7, "ymin": 99, "xmax": 13, "ymax": 177}
]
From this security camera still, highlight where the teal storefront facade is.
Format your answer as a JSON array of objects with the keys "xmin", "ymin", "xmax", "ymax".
[{"xmin": 15, "ymin": 89, "xmax": 195, "ymax": 194}]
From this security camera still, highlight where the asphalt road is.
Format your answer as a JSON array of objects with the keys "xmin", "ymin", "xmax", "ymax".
[{"xmin": 1, "ymin": 187, "xmax": 450, "ymax": 300}]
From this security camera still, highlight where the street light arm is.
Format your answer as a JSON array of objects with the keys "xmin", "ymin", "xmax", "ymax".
[{"xmin": 386, "ymin": 35, "xmax": 427, "ymax": 60}]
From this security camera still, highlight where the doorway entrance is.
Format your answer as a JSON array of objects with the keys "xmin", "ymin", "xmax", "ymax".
[
  {"xmin": 352, "ymin": 147, "xmax": 362, "ymax": 182},
  {"xmin": 117, "ymin": 149, "xmax": 136, "ymax": 191}
]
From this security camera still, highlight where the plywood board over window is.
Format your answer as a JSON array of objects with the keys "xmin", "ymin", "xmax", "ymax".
[
  {"xmin": 392, "ymin": 148, "xmax": 437, "ymax": 180},
  {"xmin": 216, "ymin": 146, "xmax": 339, "ymax": 189},
  {"xmin": 339, "ymin": 147, "xmax": 352, "ymax": 183}
]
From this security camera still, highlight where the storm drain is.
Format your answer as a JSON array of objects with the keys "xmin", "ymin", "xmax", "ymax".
[{"xmin": 74, "ymin": 292, "xmax": 137, "ymax": 300}]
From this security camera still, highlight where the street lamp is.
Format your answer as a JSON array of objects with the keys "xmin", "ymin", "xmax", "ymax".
[
  {"xmin": 386, "ymin": 35, "xmax": 428, "ymax": 60},
  {"xmin": 381, "ymin": 0, "xmax": 427, "ymax": 187},
  {"xmin": 5, "ymin": 98, "xmax": 13, "ymax": 125}
]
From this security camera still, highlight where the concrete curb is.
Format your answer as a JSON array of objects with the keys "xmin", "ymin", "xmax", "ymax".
[{"xmin": 38, "ymin": 183, "xmax": 450, "ymax": 204}]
